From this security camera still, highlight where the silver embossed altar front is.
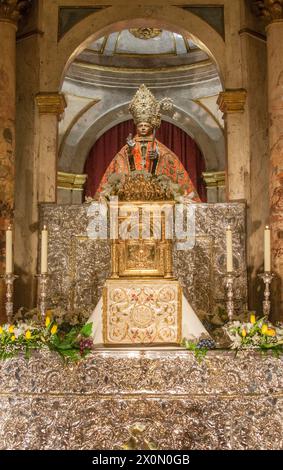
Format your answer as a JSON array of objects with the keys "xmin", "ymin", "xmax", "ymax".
[{"xmin": 0, "ymin": 350, "xmax": 282, "ymax": 450}]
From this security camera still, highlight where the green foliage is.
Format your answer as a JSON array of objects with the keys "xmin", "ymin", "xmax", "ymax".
[
  {"xmin": 0, "ymin": 321, "xmax": 94, "ymax": 362},
  {"xmin": 181, "ymin": 338, "xmax": 209, "ymax": 362},
  {"xmin": 80, "ymin": 322, "xmax": 93, "ymax": 337}
]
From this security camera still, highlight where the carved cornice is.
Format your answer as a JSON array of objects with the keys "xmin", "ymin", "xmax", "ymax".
[
  {"xmin": 35, "ymin": 93, "xmax": 67, "ymax": 120},
  {"xmin": 57, "ymin": 172, "xmax": 87, "ymax": 191},
  {"xmin": 0, "ymin": 0, "xmax": 31, "ymax": 26},
  {"xmin": 252, "ymin": 0, "xmax": 283, "ymax": 22},
  {"xmin": 217, "ymin": 89, "xmax": 247, "ymax": 114}
]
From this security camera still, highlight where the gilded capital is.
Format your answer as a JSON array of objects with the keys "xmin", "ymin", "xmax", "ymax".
[
  {"xmin": 35, "ymin": 93, "xmax": 67, "ymax": 120},
  {"xmin": 252, "ymin": 0, "xmax": 283, "ymax": 22},
  {"xmin": 0, "ymin": 0, "xmax": 31, "ymax": 25},
  {"xmin": 217, "ymin": 89, "xmax": 247, "ymax": 114},
  {"xmin": 202, "ymin": 171, "xmax": 226, "ymax": 188},
  {"xmin": 57, "ymin": 172, "xmax": 87, "ymax": 191}
]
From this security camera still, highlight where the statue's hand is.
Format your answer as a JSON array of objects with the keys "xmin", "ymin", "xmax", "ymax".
[
  {"xmin": 126, "ymin": 134, "xmax": 136, "ymax": 148},
  {"xmin": 149, "ymin": 150, "xmax": 158, "ymax": 160}
]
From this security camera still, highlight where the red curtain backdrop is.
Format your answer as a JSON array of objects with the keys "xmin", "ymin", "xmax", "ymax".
[{"xmin": 84, "ymin": 120, "xmax": 207, "ymax": 201}]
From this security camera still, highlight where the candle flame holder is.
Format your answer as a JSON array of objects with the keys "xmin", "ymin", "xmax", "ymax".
[
  {"xmin": 35, "ymin": 273, "xmax": 49, "ymax": 319},
  {"xmin": 0, "ymin": 273, "xmax": 18, "ymax": 324},
  {"xmin": 224, "ymin": 272, "xmax": 237, "ymax": 322},
  {"xmin": 258, "ymin": 271, "xmax": 275, "ymax": 319}
]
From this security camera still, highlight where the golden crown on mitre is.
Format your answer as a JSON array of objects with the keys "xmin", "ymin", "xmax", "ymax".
[{"xmin": 129, "ymin": 84, "xmax": 173, "ymax": 129}]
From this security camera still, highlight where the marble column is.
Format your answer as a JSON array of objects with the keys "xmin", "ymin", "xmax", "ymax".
[
  {"xmin": 254, "ymin": 1, "xmax": 283, "ymax": 318},
  {"xmin": 35, "ymin": 93, "xmax": 66, "ymax": 202},
  {"xmin": 0, "ymin": 1, "xmax": 29, "ymax": 322},
  {"xmin": 215, "ymin": 172, "xmax": 226, "ymax": 203},
  {"xmin": 202, "ymin": 173, "xmax": 218, "ymax": 203},
  {"xmin": 217, "ymin": 90, "xmax": 247, "ymax": 201}
]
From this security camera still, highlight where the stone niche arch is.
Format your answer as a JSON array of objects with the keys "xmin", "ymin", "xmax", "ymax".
[
  {"xmin": 59, "ymin": 102, "xmax": 224, "ymax": 175},
  {"xmin": 55, "ymin": 5, "xmax": 226, "ymax": 91}
]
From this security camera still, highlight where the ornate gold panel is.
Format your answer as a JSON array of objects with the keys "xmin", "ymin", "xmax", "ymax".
[
  {"xmin": 103, "ymin": 279, "xmax": 182, "ymax": 345},
  {"xmin": 118, "ymin": 239, "xmax": 164, "ymax": 277},
  {"xmin": 112, "ymin": 201, "xmax": 174, "ymax": 279}
]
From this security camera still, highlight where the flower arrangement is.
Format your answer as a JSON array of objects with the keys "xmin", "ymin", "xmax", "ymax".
[
  {"xmin": 0, "ymin": 313, "xmax": 94, "ymax": 361},
  {"xmin": 224, "ymin": 313, "xmax": 283, "ymax": 355}
]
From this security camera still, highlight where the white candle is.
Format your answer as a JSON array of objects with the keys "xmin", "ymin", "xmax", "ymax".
[
  {"xmin": 264, "ymin": 225, "xmax": 271, "ymax": 272},
  {"xmin": 41, "ymin": 225, "xmax": 48, "ymax": 274},
  {"xmin": 226, "ymin": 225, "xmax": 233, "ymax": 272},
  {"xmin": 5, "ymin": 225, "xmax": 13, "ymax": 274}
]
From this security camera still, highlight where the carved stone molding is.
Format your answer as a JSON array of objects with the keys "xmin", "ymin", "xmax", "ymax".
[
  {"xmin": 0, "ymin": 0, "xmax": 31, "ymax": 25},
  {"xmin": 252, "ymin": 0, "xmax": 283, "ymax": 22},
  {"xmin": 217, "ymin": 89, "xmax": 247, "ymax": 114},
  {"xmin": 35, "ymin": 93, "xmax": 67, "ymax": 120}
]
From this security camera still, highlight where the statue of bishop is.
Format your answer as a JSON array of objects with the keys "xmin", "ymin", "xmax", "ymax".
[{"xmin": 96, "ymin": 84, "xmax": 200, "ymax": 201}]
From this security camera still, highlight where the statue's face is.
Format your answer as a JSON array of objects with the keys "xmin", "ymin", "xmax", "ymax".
[{"xmin": 136, "ymin": 122, "xmax": 153, "ymax": 137}]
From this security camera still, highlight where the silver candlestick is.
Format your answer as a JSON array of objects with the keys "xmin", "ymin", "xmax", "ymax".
[
  {"xmin": 35, "ymin": 273, "xmax": 49, "ymax": 319},
  {"xmin": 0, "ymin": 273, "xmax": 18, "ymax": 323},
  {"xmin": 258, "ymin": 271, "xmax": 275, "ymax": 318},
  {"xmin": 224, "ymin": 272, "xmax": 236, "ymax": 322}
]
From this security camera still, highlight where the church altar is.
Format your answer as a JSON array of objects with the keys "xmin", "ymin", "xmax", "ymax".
[
  {"xmin": 0, "ymin": 349, "xmax": 282, "ymax": 450},
  {"xmin": 40, "ymin": 202, "xmax": 247, "ymax": 326}
]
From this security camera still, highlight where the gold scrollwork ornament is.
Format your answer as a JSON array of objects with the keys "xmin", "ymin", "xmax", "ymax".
[{"xmin": 129, "ymin": 28, "xmax": 162, "ymax": 40}]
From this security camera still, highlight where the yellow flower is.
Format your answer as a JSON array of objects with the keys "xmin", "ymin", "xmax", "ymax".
[
  {"xmin": 25, "ymin": 330, "xmax": 32, "ymax": 340},
  {"xmin": 0, "ymin": 326, "xmax": 3, "ymax": 334},
  {"xmin": 46, "ymin": 309, "xmax": 53, "ymax": 317},
  {"xmin": 266, "ymin": 328, "xmax": 276, "ymax": 337},
  {"xmin": 11, "ymin": 335, "xmax": 16, "ymax": 341},
  {"xmin": 261, "ymin": 324, "xmax": 268, "ymax": 335},
  {"xmin": 8, "ymin": 325, "xmax": 14, "ymax": 334},
  {"xmin": 51, "ymin": 324, "xmax": 58, "ymax": 335},
  {"xmin": 250, "ymin": 314, "xmax": 256, "ymax": 324},
  {"xmin": 45, "ymin": 316, "xmax": 51, "ymax": 328},
  {"xmin": 241, "ymin": 328, "xmax": 247, "ymax": 338}
]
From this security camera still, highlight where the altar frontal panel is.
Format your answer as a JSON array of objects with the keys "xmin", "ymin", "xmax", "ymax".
[{"xmin": 103, "ymin": 279, "xmax": 182, "ymax": 345}]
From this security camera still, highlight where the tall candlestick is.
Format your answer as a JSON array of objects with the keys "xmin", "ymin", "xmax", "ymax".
[
  {"xmin": 226, "ymin": 225, "xmax": 233, "ymax": 272},
  {"xmin": 5, "ymin": 225, "xmax": 13, "ymax": 274},
  {"xmin": 264, "ymin": 225, "xmax": 271, "ymax": 272},
  {"xmin": 41, "ymin": 225, "xmax": 48, "ymax": 274}
]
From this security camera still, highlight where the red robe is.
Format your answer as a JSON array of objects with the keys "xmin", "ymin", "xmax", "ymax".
[{"xmin": 96, "ymin": 136, "xmax": 200, "ymax": 201}]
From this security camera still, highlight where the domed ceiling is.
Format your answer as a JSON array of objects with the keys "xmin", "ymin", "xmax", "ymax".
[
  {"xmin": 66, "ymin": 28, "xmax": 218, "ymax": 89},
  {"xmin": 78, "ymin": 29, "xmax": 207, "ymax": 66}
]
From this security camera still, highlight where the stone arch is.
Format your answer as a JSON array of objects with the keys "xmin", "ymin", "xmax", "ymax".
[
  {"xmin": 59, "ymin": 101, "xmax": 224, "ymax": 174},
  {"xmin": 55, "ymin": 5, "xmax": 226, "ymax": 90}
]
